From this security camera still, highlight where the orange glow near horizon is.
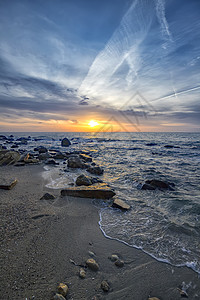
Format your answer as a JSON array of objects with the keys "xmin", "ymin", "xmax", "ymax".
[{"xmin": 88, "ymin": 120, "xmax": 99, "ymax": 127}]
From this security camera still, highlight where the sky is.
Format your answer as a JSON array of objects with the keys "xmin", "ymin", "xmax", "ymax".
[{"xmin": 0, "ymin": 0, "xmax": 200, "ymax": 132}]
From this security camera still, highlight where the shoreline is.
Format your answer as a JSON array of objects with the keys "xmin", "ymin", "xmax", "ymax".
[{"xmin": 0, "ymin": 164, "xmax": 200, "ymax": 299}]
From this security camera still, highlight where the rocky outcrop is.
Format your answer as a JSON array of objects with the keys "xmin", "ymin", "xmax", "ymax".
[
  {"xmin": 76, "ymin": 174, "xmax": 92, "ymax": 186},
  {"xmin": 61, "ymin": 184, "xmax": 115, "ymax": 199},
  {"xmin": 61, "ymin": 138, "xmax": 71, "ymax": 147},
  {"xmin": 112, "ymin": 199, "xmax": 130, "ymax": 210}
]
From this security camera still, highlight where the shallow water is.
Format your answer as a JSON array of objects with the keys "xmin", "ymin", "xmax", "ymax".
[{"xmin": 2, "ymin": 132, "xmax": 200, "ymax": 273}]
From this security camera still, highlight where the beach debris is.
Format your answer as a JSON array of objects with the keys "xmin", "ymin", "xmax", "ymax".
[
  {"xmin": 86, "ymin": 258, "xmax": 99, "ymax": 271},
  {"xmin": 76, "ymin": 174, "xmax": 92, "ymax": 186},
  {"xmin": 61, "ymin": 137, "xmax": 71, "ymax": 147},
  {"xmin": 114, "ymin": 259, "xmax": 124, "ymax": 268},
  {"xmin": 61, "ymin": 184, "xmax": 115, "ymax": 199},
  {"xmin": 79, "ymin": 268, "xmax": 86, "ymax": 279},
  {"xmin": 0, "ymin": 178, "xmax": 18, "ymax": 190},
  {"xmin": 67, "ymin": 156, "xmax": 85, "ymax": 168},
  {"xmin": 0, "ymin": 150, "xmax": 20, "ymax": 165},
  {"xmin": 112, "ymin": 198, "xmax": 131, "ymax": 210},
  {"xmin": 177, "ymin": 287, "xmax": 189, "ymax": 298},
  {"xmin": 109, "ymin": 254, "xmax": 119, "ymax": 262},
  {"xmin": 40, "ymin": 193, "xmax": 55, "ymax": 200},
  {"xmin": 57, "ymin": 283, "xmax": 69, "ymax": 297},
  {"xmin": 101, "ymin": 280, "xmax": 110, "ymax": 292},
  {"xmin": 53, "ymin": 293, "xmax": 66, "ymax": 300},
  {"xmin": 86, "ymin": 166, "xmax": 104, "ymax": 175}
]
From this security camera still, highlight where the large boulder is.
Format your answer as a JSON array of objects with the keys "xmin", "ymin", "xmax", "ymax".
[
  {"xmin": 76, "ymin": 174, "xmax": 92, "ymax": 186},
  {"xmin": 67, "ymin": 156, "xmax": 85, "ymax": 168},
  {"xmin": 61, "ymin": 138, "xmax": 71, "ymax": 147},
  {"xmin": 61, "ymin": 184, "xmax": 115, "ymax": 199},
  {"xmin": 87, "ymin": 166, "xmax": 104, "ymax": 175}
]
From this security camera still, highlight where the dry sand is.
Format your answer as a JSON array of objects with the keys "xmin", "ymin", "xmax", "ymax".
[{"xmin": 0, "ymin": 165, "xmax": 200, "ymax": 300}]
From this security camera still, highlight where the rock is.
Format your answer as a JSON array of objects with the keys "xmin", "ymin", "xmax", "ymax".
[
  {"xmin": 11, "ymin": 144, "xmax": 19, "ymax": 148},
  {"xmin": 40, "ymin": 193, "xmax": 55, "ymax": 200},
  {"xmin": 146, "ymin": 143, "xmax": 157, "ymax": 146},
  {"xmin": 38, "ymin": 152, "xmax": 50, "ymax": 160},
  {"xmin": 53, "ymin": 294, "xmax": 66, "ymax": 300},
  {"xmin": 79, "ymin": 153, "xmax": 92, "ymax": 162},
  {"xmin": 101, "ymin": 280, "xmax": 110, "ymax": 292},
  {"xmin": 67, "ymin": 156, "xmax": 85, "ymax": 168},
  {"xmin": 0, "ymin": 150, "xmax": 20, "ymax": 165},
  {"xmin": 25, "ymin": 158, "xmax": 40, "ymax": 164},
  {"xmin": 112, "ymin": 199, "xmax": 130, "ymax": 210},
  {"xmin": 45, "ymin": 159, "xmax": 58, "ymax": 165},
  {"xmin": 109, "ymin": 254, "xmax": 119, "ymax": 262},
  {"xmin": 86, "ymin": 166, "xmax": 104, "ymax": 175},
  {"xmin": 61, "ymin": 138, "xmax": 71, "ymax": 147},
  {"xmin": 14, "ymin": 162, "xmax": 25, "ymax": 167},
  {"xmin": 76, "ymin": 174, "xmax": 92, "ymax": 186},
  {"xmin": 90, "ymin": 177, "xmax": 103, "ymax": 184},
  {"xmin": 146, "ymin": 179, "xmax": 171, "ymax": 189},
  {"xmin": 0, "ymin": 135, "xmax": 7, "ymax": 140},
  {"xmin": 0, "ymin": 179, "xmax": 18, "ymax": 190},
  {"xmin": 141, "ymin": 183, "xmax": 156, "ymax": 190},
  {"xmin": 86, "ymin": 258, "xmax": 99, "ymax": 271},
  {"xmin": 57, "ymin": 283, "xmax": 68, "ymax": 296},
  {"xmin": 79, "ymin": 268, "xmax": 86, "ymax": 279},
  {"xmin": 148, "ymin": 298, "xmax": 160, "ymax": 300},
  {"xmin": 114, "ymin": 259, "xmax": 124, "ymax": 267},
  {"xmin": 53, "ymin": 152, "xmax": 66, "ymax": 159},
  {"xmin": 19, "ymin": 153, "xmax": 30, "ymax": 162},
  {"xmin": 61, "ymin": 184, "xmax": 115, "ymax": 199},
  {"xmin": 88, "ymin": 251, "xmax": 95, "ymax": 257},
  {"xmin": 17, "ymin": 137, "xmax": 28, "ymax": 145},
  {"xmin": 38, "ymin": 146, "xmax": 48, "ymax": 153}
]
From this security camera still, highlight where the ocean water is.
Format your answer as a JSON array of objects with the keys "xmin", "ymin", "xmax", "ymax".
[{"xmin": 2, "ymin": 132, "xmax": 200, "ymax": 273}]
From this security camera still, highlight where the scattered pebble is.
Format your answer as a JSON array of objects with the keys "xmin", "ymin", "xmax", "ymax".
[
  {"xmin": 114, "ymin": 259, "xmax": 124, "ymax": 268},
  {"xmin": 148, "ymin": 298, "xmax": 160, "ymax": 300},
  {"xmin": 79, "ymin": 268, "xmax": 86, "ymax": 279},
  {"xmin": 57, "ymin": 283, "xmax": 68, "ymax": 297},
  {"xmin": 53, "ymin": 294, "xmax": 66, "ymax": 300},
  {"xmin": 101, "ymin": 280, "xmax": 110, "ymax": 292},
  {"xmin": 109, "ymin": 254, "xmax": 119, "ymax": 262},
  {"xmin": 86, "ymin": 258, "xmax": 99, "ymax": 271},
  {"xmin": 88, "ymin": 251, "xmax": 95, "ymax": 257}
]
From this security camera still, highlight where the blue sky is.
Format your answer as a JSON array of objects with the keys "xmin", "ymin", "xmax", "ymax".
[{"xmin": 0, "ymin": 0, "xmax": 199, "ymax": 132}]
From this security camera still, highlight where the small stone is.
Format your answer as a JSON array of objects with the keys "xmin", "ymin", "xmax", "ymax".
[
  {"xmin": 114, "ymin": 259, "xmax": 124, "ymax": 267},
  {"xmin": 53, "ymin": 294, "xmax": 66, "ymax": 300},
  {"xmin": 86, "ymin": 258, "xmax": 99, "ymax": 271},
  {"xmin": 57, "ymin": 283, "xmax": 68, "ymax": 296},
  {"xmin": 40, "ymin": 193, "xmax": 55, "ymax": 200},
  {"xmin": 148, "ymin": 298, "xmax": 160, "ymax": 300},
  {"xmin": 109, "ymin": 254, "xmax": 119, "ymax": 262},
  {"xmin": 101, "ymin": 280, "xmax": 110, "ymax": 292},
  {"xmin": 79, "ymin": 268, "xmax": 86, "ymax": 279}
]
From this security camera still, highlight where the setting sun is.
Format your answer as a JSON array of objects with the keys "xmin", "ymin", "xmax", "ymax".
[{"xmin": 88, "ymin": 120, "xmax": 99, "ymax": 127}]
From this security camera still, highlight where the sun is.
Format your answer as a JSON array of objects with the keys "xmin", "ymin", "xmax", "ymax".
[{"xmin": 88, "ymin": 120, "xmax": 99, "ymax": 127}]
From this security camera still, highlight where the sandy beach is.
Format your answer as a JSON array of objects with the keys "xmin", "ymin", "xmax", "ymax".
[{"xmin": 0, "ymin": 164, "xmax": 200, "ymax": 300}]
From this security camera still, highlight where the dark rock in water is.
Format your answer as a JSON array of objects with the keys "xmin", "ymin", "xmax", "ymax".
[
  {"xmin": 112, "ymin": 199, "xmax": 131, "ymax": 210},
  {"xmin": 25, "ymin": 158, "xmax": 40, "ymax": 164},
  {"xmin": 61, "ymin": 184, "xmax": 115, "ymax": 199},
  {"xmin": 76, "ymin": 174, "xmax": 92, "ymax": 186},
  {"xmin": 141, "ymin": 183, "xmax": 156, "ymax": 190},
  {"xmin": 61, "ymin": 138, "xmax": 71, "ymax": 147},
  {"xmin": 38, "ymin": 146, "xmax": 48, "ymax": 153},
  {"xmin": 38, "ymin": 152, "xmax": 50, "ymax": 160},
  {"xmin": 45, "ymin": 159, "xmax": 58, "ymax": 165},
  {"xmin": 1, "ymin": 146, "xmax": 7, "ymax": 150},
  {"xmin": 40, "ymin": 193, "xmax": 56, "ymax": 200},
  {"xmin": 87, "ymin": 166, "xmax": 104, "ymax": 175},
  {"xmin": 9, "ymin": 135, "xmax": 14, "ymax": 138},
  {"xmin": 86, "ymin": 258, "xmax": 99, "ymax": 271},
  {"xmin": 67, "ymin": 156, "xmax": 85, "ymax": 168},
  {"xmin": 90, "ymin": 177, "xmax": 103, "ymax": 184},
  {"xmin": 16, "ymin": 137, "xmax": 28, "ymax": 144},
  {"xmin": 11, "ymin": 144, "xmax": 19, "ymax": 148},
  {"xmin": 53, "ymin": 152, "xmax": 66, "ymax": 159},
  {"xmin": 146, "ymin": 143, "xmax": 157, "ymax": 146},
  {"xmin": 101, "ymin": 280, "xmax": 110, "ymax": 292},
  {"xmin": 0, "ymin": 135, "xmax": 7, "ymax": 140},
  {"xmin": 34, "ymin": 147, "xmax": 38, "ymax": 151},
  {"xmin": 0, "ymin": 179, "xmax": 18, "ymax": 190},
  {"xmin": 79, "ymin": 153, "xmax": 92, "ymax": 162},
  {"xmin": 146, "ymin": 179, "xmax": 170, "ymax": 189},
  {"xmin": 164, "ymin": 145, "xmax": 180, "ymax": 149}
]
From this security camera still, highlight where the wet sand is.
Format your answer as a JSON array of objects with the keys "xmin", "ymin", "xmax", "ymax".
[{"xmin": 0, "ymin": 165, "xmax": 200, "ymax": 299}]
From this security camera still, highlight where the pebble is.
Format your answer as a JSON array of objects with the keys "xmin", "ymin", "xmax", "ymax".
[
  {"xmin": 148, "ymin": 298, "xmax": 160, "ymax": 300},
  {"xmin": 86, "ymin": 258, "xmax": 99, "ymax": 271},
  {"xmin": 88, "ymin": 251, "xmax": 95, "ymax": 257},
  {"xmin": 109, "ymin": 254, "xmax": 119, "ymax": 262},
  {"xmin": 79, "ymin": 268, "xmax": 86, "ymax": 279},
  {"xmin": 53, "ymin": 294, "xmax": 66, "ymax": 300},
  {"xmin": 114, "ymin": 259, "xmax": 124, "ymax": 267},
  {"xmin": 101, "ymin": 280, "xmax": 110, "ymax": 292},
  {"xmin": 57, "ymin": 283, "xmax": 68, "ymax": 296}
]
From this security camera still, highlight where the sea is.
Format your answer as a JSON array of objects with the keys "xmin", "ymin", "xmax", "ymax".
[{"xmin": 2, "ymin": 132, "xmax": 200, "ymax": 274}]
